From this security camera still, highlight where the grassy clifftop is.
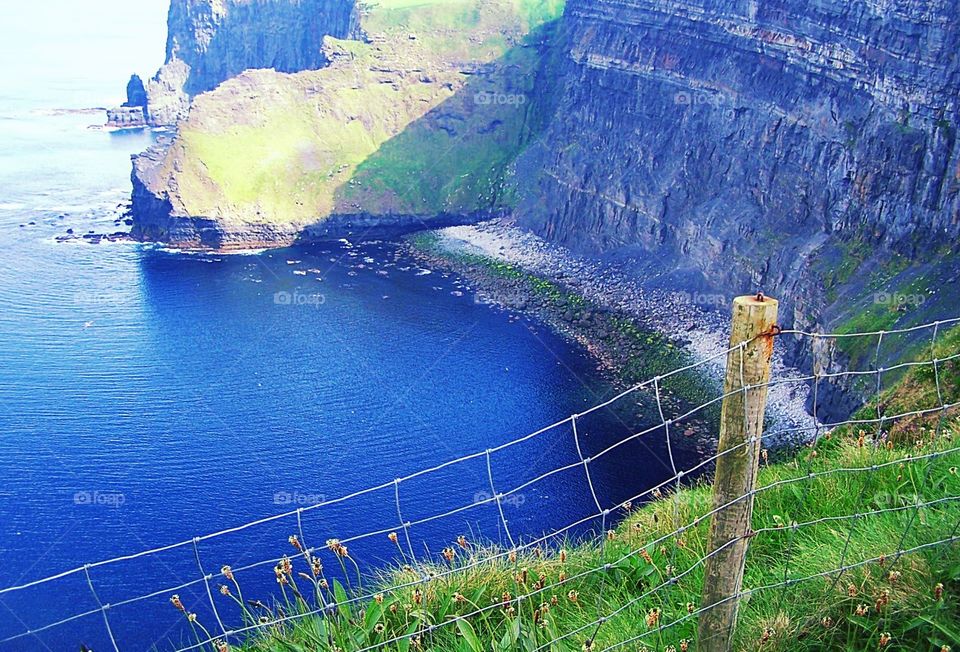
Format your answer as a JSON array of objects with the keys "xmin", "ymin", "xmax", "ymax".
[
  {"xmin": 169, "ymin": 326, "xmax": 960, "ymax": 652},
  {"xmin": 143, "ymin": 0, "xmax": 565, "ymax": 231}
]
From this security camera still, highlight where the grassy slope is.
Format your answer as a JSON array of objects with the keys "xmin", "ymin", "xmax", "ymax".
[
  {"xmin": 214, "ymin": 329, "xmax": 960, "ymax": 652},
  {"xmin": 157, "ymin": 0, "xmax": 565, "ymax": 227}
]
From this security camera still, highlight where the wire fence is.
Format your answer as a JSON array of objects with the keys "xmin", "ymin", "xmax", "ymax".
[{"xmin": 2, "ymin": 311, "xmax": 959, "ymax": 651}]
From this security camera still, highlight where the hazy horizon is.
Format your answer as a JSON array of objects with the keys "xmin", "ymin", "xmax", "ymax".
[{"xmin": 0, "ymin": 0, "xmax": 169, "ymax": 108}]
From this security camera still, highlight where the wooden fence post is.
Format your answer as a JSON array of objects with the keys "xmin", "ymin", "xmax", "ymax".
[{"xmin": 698, "ymin": 294, "xmax": 779, "ymax": 651}]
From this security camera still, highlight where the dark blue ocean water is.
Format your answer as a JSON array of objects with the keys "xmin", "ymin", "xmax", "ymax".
[{"xmin": 0, "ymin": 98, "xmax": 682, "ymax": 647}]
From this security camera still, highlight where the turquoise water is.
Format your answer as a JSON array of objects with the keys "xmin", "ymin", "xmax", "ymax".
[{"xmin": 0, "ymin": 63, "xmax": 680, "ymax": 652}]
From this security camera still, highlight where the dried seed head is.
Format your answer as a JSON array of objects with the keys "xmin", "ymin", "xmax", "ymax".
[
  {"xmin": 457, "ymin": 535, "xmax": 468, "ymax": 549},
  {"xmin": 214, "ymin": 640, "xmax": 229, "ymax": 652},
  {"xmin": 567, "ymin": 590, "xmax": 579, "ymax": 603},
  {"xmin": 887, "ymin": 570, "xmax": 901, "ymax": 583},
  {"xmin": 582, "ymin": 639, "xmax": 594, "ymax": 652},
  {"xmin": 288, "ymin": 535, "xmax": 302, "ymax": 552},
  {"xmin": 878, "ymin": 632, "xmax": 891, "ymax": 648},
  {"xmin": 623, "ymin": 501, "xmax": 633, "ymax": 511},
  {"xmin": 219, "ymin": 584, "xmax": 230, "ymax": 597},
  {"xmin": 641, "ymin": 549, "xmax": 653, "ymax": 564},
  {"xmin": 374, "ymin": 593, "xmax": 384, "ymax": 604},
  {"xmin": 442, "ymin": 547, "xmax": 456, "ymax": 563},
  {"xmin": 221, "ymin": 565, "xmax": 234, "ymax": 582},
  {"xmin": 389, "ymin": 603, "xmax": 398, "ymax": 614},
  {"xmin": 312, "ymin": 557, "xmax": 323, "ymax": 578},
  {"xmin": 645, "ymin": 608, "xmax": 661, "ymax": 628},
  {"xmin": 855, "ymin": 604, "xmax": 869, "ymax": 617},
  {"xmin": 847, "ymin": 583, "xmax": 858, "ymax": 597},
  {"xmin": 170, "ymin": 595, "xmax": 185, "ymax": 612},
  {"xmin": 374, "ymin": 623, "xmax": 385, "ymax": 634},
  {"xmin": 453, "ymin": 592, "xmax": 466, "ymax": 603},
  {"xmin": 412, "ymin": 589, "xmax": 422, "ymax": 606},
  {"xmin": 686, "ymin": 602, "xmax": 695, "ymax": 614},
  {"xmin": 935, "ymin": 582, "xmax": 944, "ymax": 600},
  {"xmin": 680, "ymin": 639, "xmax": 689, "ymax": 652},
  {"xmin": 388, "ymin": 532, "xmax": 399, "ymax": 544},
  {"xmin": 820, "ymin": 616, "xmax": 833, "ymax": 628},
  {"xmin": 187, "ymin": 613, "xmax": 197, "ymax": 623},
  {"xmin": 606, "ymin": 529, "xmax": 617, "ymax": 541},
  {"xmin": 509, "ymin": 550, "xmax": 517, "ymax": 563},
  {"xmin": 560, "ymin": 549, "xmax": 567, "ymax": 563},
  {"xmin": 875, "ymin": 589, "xmax": 890, "ymax": 611},
  {"xmin": 558, "ymin": 570, "xmax": 567, "ymax": 582}
]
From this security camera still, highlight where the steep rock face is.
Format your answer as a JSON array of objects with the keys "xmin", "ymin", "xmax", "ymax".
[
  {"xmin": 131, "ymin": 0, "xmax": 565, "ymax": 247},
  {"xmin": 515, "ymin": 0, "xmax": 960, "ymax": 404},
  {"xmin": 145, "ymin": 0, "xmax": 361, "ymax": 124}
]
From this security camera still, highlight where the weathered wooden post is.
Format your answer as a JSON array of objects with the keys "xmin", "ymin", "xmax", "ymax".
[{"xmin": 698, "ymin": 294, "xmax": 779, "ymax": 651}]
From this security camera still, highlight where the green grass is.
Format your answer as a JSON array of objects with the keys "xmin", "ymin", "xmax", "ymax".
[
  {"xmin": 169, "ymin": 320, "xmax": 960, "ymax": 652},
  {"xmin": 209, "ymin": 428, "xmax": 960, "ymax": 652}
]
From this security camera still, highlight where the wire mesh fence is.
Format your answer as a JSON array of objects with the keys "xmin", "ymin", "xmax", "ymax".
[{"xmin": 1, "ymin": 309, "xmax": 959, "ymax": 652}]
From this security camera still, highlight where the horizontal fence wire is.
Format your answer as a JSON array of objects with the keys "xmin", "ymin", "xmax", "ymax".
[{"xmin": 0, "ymin": 317, "xmax": 958, "ymax": 651}]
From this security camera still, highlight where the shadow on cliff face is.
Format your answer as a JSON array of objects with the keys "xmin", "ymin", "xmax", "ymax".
[{"xmin": 292, "ymin": 19, "xmax": 569, "ymax": 243}]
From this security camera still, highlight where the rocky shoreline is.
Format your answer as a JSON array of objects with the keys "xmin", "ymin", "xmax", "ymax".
[{"xmin": 405, "ymin": 218, "xmax": 818, "ymax": 451}]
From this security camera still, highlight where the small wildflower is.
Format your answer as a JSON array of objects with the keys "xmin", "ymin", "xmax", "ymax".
[
  {"xmin": 457, "ymin": 535, "xmax": 468, "ymax": 549},
  {"xmin": 170, "ymin": 595, "xmax": 185, "ymax": 612},
  {"xmin": 646, "ymin": 608, "xmax": 661, "ymax": 628},
  {"xmin": 676, "ymin": 538, "xmax": 686, "ymax": 549},
  {"xmin": 442, "ymin": 547, "xmax": 456, "ymax": 563},
  {"xmin": 940, "ymin": 646, "xmax": 951, "ymax": 652},
  {"xmin": 558, "ymin": 570, "xmax": 567, "ymax": 582},
  {"xmin": 389, "ymin": 603, "xmax": 398, "ymax": 614},
  {"xmin": 221, "ymin": 565, "xmax": 234, "ymax": 581},
  {"xmin": 950, "ymin": 467, "xmax": 958, "ymax": 475},
  {"xmin": 665, "ymin": 564, "xmax": 676, "ymax": 576},
  {"xmin": 187, "ymin": 613, "xmax": 197, "ymax": 623},
  {"xmin": 857, "ymin": 430, "xmax": 866, "ymax": 448},
  {"xmin": 877, "ymin": 554, "xmax": 887, "ymax": 567},
  {"xmin": 374, "ymin": 623, "xmax": 385, "ymax": 634},
  {"xmin": 411, "ymin": 636, "xmax": 421, "ymax": 649},
  {"xmin": 288, "ymin": 535, "xmax": 302, "ymax": 552},
  {"xmin": 258, "ymin": 616, "xmax": 270, "ymax": 625},
  {"xmin": 686, "ymin": 602, "xmax": 695, "ymax": 614},
  {"xmin": 509, "ymin": 550, "xmax": 517, "ymax": 563},
  {"xmin": 567, "ymin": 590, "xmax": 579, "ymax": 603},
  {"xmin": 412, "ymin": 589, "xmax": 422, "ymax": 606},
  {"xmin": 878, "ymin": 632, "xmax": 891, "ymax": 648},
  {"xmin": 560, "ymin": 549, "xmax": 567, "ymax": 563},
  {"xmin": 312, "ymin": 557, "xmax": 323, "ymax": 578},
  {"xmin": 623, "ymin": 500, "xmax": 633, "ymax": 511},
  {"xmin": 680, "ymin": 640, "xmax": 689, "ymax": 652},
  {"xmin": 888, "ymin": 570, "xmax": 901, "ymax": 583},
  {"xmin": 388, "ymin": 532, "xmax": 399, "ymax": 544},
  {"xmin": 855, "ymin": 604, "xmax": 869, "ymax": 616},
  {"xmin": 875, "ymin": 589, "xmax": 890, "ymax": 611},
  {"xmin": 761, "ymin": 449, "xmax": 769, "ymax": 463},
  {"xmin": 633, "ymin": 522, "xmax": 643, "ymax": 532},
  {"xmin": 453, "ymin": 592, "xmax": 466, "ymax": 603},
  {"xmin": 503, "ymin": 605, "xmax": 516, "ymax": 617},
  {"xmin": 501, "ymin": 591, "xmax": 512, "ymax": 604},
  {"xmin": 847, "ymin": 583, "xmax": 858, "ymax": 597},
  {"xmin": 652, "ymin": 488, "xmax": 663, "ymax": 499},
  {"xmin": 606, "ymin": 530, "xmax": 617, "ymax": 541},
  {"xmin": 551, "ymin": 595, "xmax": 559, "ymax": 606},
  {"xmin": 659, "ymin": 545, "xmax": 667, "ymax": 557},
  {"xmin": 820, "ymin": 616, "xmax": 833, "ymax": 628},
  {"xmin": 582, "ymin": 639, "xmax": 595, "ymax": 652},
  {"xmin": 214, "ymin": 640, "xmax": 229, "ymax": 652},
  {"xmin": 319, "ymin": 579, "xmax": 329, "ymax": 589},
  {"xmin": 280, "ymin": 556, "xmax": 293, "ymax": 575},
  {"xmin": 374, "ymin": 593, "xmax": 384, "ymax": 604},
  {"xmin": 760, "ymin": 627, "xmax": 774, "ymax": 644},
  {"xmin": 219, "ymin": 584, "xmax": 230, "ymax": 597},
  {"xmin": 935, "ymin": 582, "xmax": 944, "ymax": 600}
]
